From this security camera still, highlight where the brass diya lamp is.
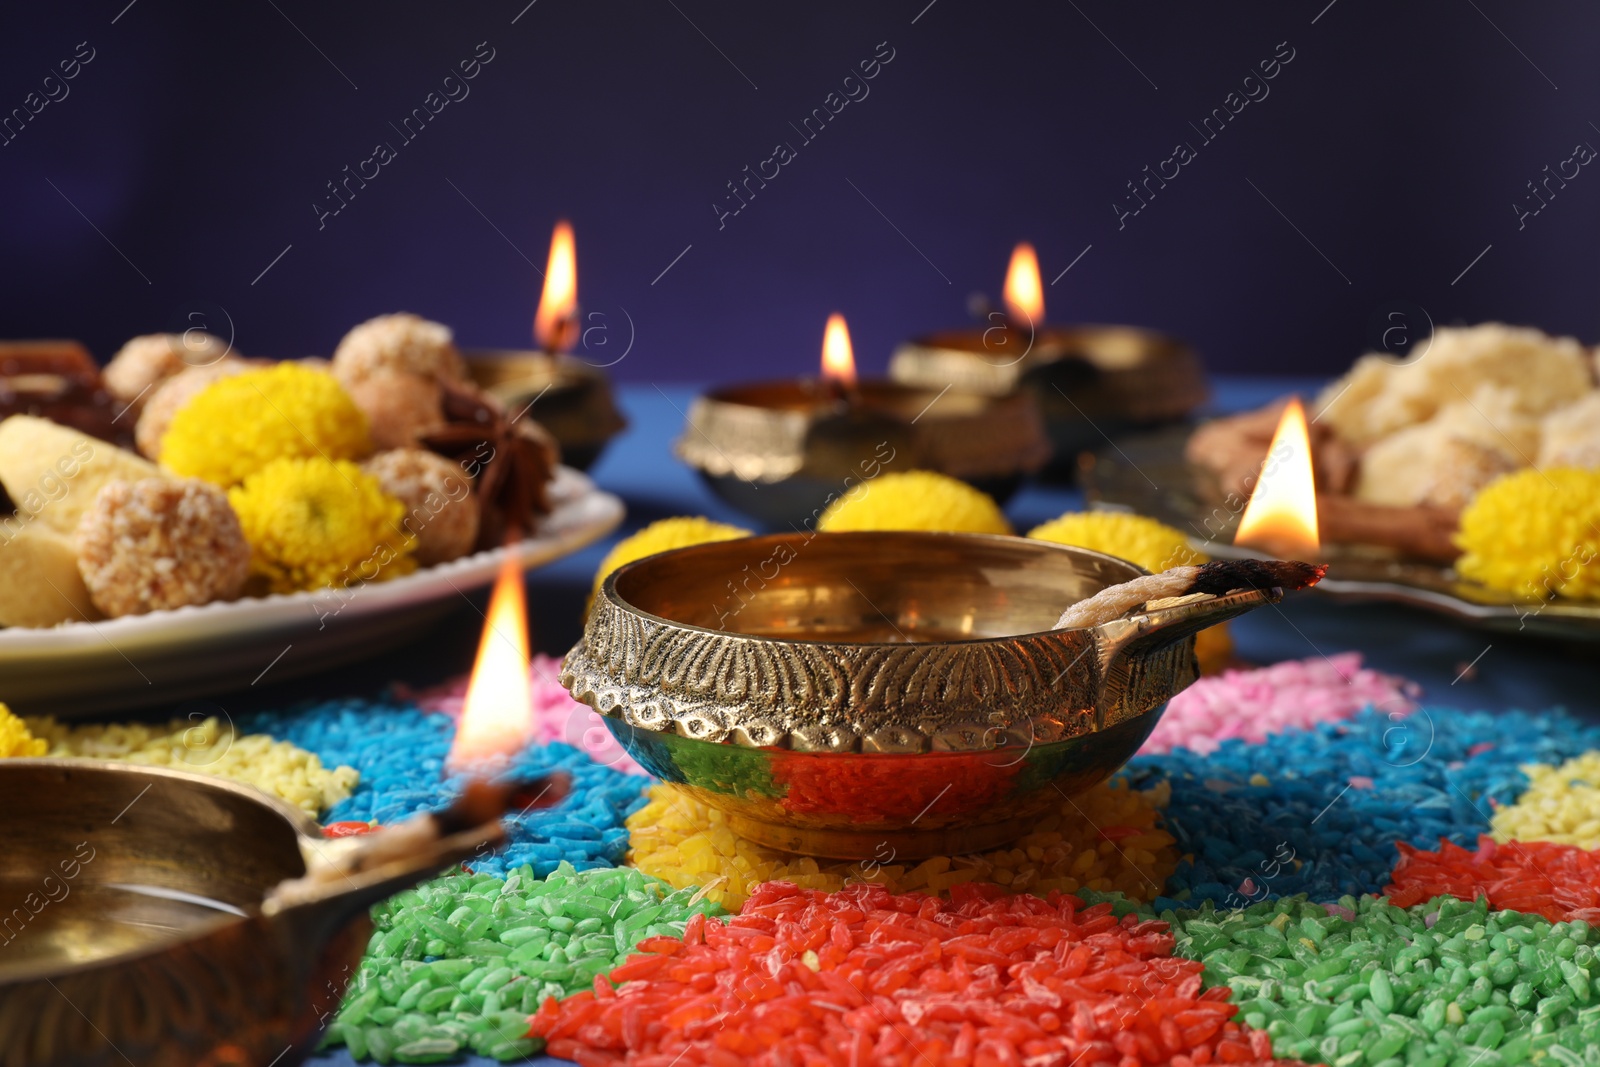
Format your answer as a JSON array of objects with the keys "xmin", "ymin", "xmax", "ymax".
[
  {"xmin": 0, "ymin": 556, "xmax": 560, "ymax": 1067},
  {"xmin": 889, "ymin": 243, "xmax": 1208, "ymax": 476},
  {"xmin": 466, "ymin": 221, "xmax": 628, "ymax": 471},
  {"xmin": 675, "ymin": 314, "xmax": 1050, "ymax": 528},
  {"xmin": 0, "ymin": 758, "xmax": 562, "ymax": 1067},
  {"xmin": 563, "ymin": 530, "xmax": 1318, "ymax": 860}
]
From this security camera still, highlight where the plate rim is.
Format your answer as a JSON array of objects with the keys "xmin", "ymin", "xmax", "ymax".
[{"xmin": 0, "ymin": 465, "xmax": 623, "ymax": 654}]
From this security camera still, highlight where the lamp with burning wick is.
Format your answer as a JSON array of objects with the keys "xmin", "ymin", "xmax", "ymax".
[
  {"xmin": 466, "ymin": 219, "xmax": 627, "ymax": 471},
  {"xmin": 890, "ymin": 243, "xmax": 1209, "ymax": 477},
  {"xmin": 674, "ymin": 312, "xmax": 1050, "ymax": 527},
  {"xmin": 0, "ymin": 559, "xmax": 567, "ymax": 1067}
]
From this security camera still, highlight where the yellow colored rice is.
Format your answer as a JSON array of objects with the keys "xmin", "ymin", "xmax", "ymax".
[
  {"xmin": 27, "ymin": 715, "xmax": 359, "ymax": 816},
  {"xmin": 1492, "ymin": 751, "xmax": 1600, "ymax": 848},
  {"xmin": 626, "ymin": 778, "xmax": 1177, "ymax": 911}
]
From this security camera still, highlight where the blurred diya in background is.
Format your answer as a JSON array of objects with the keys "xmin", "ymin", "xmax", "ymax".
[
  {"xmin": 890, "ymin": 242, "xmax": 1208, "ymax": 477},
  {"xmin": 673, "ymin": 312, "xmax": 1049, "ymax": 528},
  {"xmin": 465, "ymin": 219, "xmax": 627, "ymax": 471}
]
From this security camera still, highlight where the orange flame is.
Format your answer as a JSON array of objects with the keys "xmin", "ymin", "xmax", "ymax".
[
  {"xmin": 1234, "ymin": 397, "xmax": 1321, "ymax": 557},
  {"xmin": 446, "ymin": 553, "xmax": 533, "ymax": 775},
  {"xmin": 533, "ymin": 220, "xmax": 578, "ymax": 352},
  {"xmin": 820, "ymin": 313, "xmax": 856, "ymax": 387},
  {"xmin": 1002, "ymin": 242, "xmax": 1044, "ymax": 326}
]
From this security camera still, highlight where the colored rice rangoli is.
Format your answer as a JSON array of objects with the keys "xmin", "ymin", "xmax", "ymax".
[{"xmin": 14, "ymin": 652, "xmax": 1600, "ymax": 1067}]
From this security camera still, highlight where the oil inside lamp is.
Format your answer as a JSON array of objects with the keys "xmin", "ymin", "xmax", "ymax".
[
  {"xmin": 533, "ymin": 220, "xmax": 580, "ymax": 355},
  {"xmin": 1002, "ymin": 241, "xmax": 1044, "ymax": 328},
  {"xmin": 445, "ymin": 553, "xmax": 534, "ymax": 777},
  {"xmin": 1234, "ymin": 396, "xmax": 1321, "ymax": 558}
]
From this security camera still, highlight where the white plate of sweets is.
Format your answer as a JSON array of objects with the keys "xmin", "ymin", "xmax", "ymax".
[{"xmin": 0, "ymin": 316, "xmax": 625, "ymax": 716}]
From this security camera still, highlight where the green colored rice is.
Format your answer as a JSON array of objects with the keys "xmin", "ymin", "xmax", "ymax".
[{"xmin": 319, "ymin": 861, "xmax": 724, "ymax": 1063}]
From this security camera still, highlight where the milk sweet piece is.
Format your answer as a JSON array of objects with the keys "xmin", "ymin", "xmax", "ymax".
[
  {"xmin": 0, "ymin": 520, "xmax": 98, "ymax": 627},
  {"xmin": 0, "ymin": 415, "xmax": 165, "ymax": 537}
]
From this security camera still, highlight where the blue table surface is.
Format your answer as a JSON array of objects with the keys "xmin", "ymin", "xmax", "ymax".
[{"xmin": 306, "ymin": 376, "xmax": 1595, "ymax": 1067}]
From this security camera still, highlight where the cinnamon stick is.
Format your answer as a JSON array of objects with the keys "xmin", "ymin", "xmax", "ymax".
[{"xmin": 1318, "ymin": 496, "xmax": 1461, "ymax": 564}]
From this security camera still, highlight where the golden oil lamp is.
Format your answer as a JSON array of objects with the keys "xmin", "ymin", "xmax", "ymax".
[
  {"xmin": 562, "ymin": 530, "xmax": 1317, "ymax": 861},
  {"xmin": 466, "ymin": 220, "xmax": 627, "ymax": 471},
  {"xmin": 0, "ymin": 758, "xmax": 563, "ymax": 1067},
  {"xmin": 674, "ymin": 312, "xmax": 1050, "ymax": 528},
  {"xmin": 890, "ymin": 243, "xmax": 1209, "ymax": 475},
  {"xmin": 0, "ymin": 552, "xmax": 559, "ymax": 1067}
]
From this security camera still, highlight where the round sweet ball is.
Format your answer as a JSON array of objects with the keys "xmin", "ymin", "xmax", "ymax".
[
  {"xmin": 75, "ymin": 477, "xmax": 251, "ymax": 617},
  {"xmin": 363, "ymin": 448, "xmax": 479, "ymax": 565},
  {"xmin": 332, "ymin": 313, "xmax": 466, "ymax": 386},
  {"xmin": 134, "ymin": 359, "xmax": 250, "ymax": 459},
  {"xmin": 103, "ymin": 332, "xmax": 233, "ymax": 408},
  {"xmin": 343, "ymin": 371, "xmax": 445, "ymax": 451}
]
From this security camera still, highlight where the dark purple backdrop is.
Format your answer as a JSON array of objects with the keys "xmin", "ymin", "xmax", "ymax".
[{"xmin": 2, "ymin": 1, "xmax": 1596, "ymax": 381}]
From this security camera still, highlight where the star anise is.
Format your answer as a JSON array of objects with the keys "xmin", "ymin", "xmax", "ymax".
[{"xmin": 418, "ymin": 379, "xmax": 559, "ymax": 551}]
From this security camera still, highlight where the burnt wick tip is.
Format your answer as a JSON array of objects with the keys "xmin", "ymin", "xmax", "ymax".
[
  {"xmin": 433, "ymin": 771, "xmax": 572, "ymax": 837},
  {"xmin": 1191, "ymin": 558, "xmax": 1327, "ymax": 596}
]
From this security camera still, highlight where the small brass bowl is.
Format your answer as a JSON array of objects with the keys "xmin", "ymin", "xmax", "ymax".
[
  {"xmin": 673, "ymin": 380, "xmax": 1050, "ymax": 528},
  {"xmin": 562, "ymin": 531, "xmax": 1279, "ymax": 859},
  {"xmin": 0, "ymin": 760, "xmax": 496, "ymax": 1067},
  {"xmin": 890, "ymin": 325, "xmax": 1209, "ymax": 476},
  {"xmin": 467, "ymin": 349, "xmax": 628, "ymax": 470}
]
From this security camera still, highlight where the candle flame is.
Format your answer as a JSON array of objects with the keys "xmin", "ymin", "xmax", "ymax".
[
  {"xmin": 533, "ymin": 220, "xmax": 578, "ymax": 352},
  {"xmin": 446, "ymin": 553, "xmax": 533, "ymax": 775},
  {"xmin": 1234, "ymin": 397, "xmax": 1321, "ymax": 557},
  {"xmin": 1002, "ymin": 242, "xmax": 1044, "ymax": 326},
  {"xmin": 820, "ymin": 313, "xmax": 856, "ymax": 387}
]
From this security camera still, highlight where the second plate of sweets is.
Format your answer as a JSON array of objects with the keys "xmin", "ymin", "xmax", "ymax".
[{"xmin": 1088, "ymin": 322, "xmax": 1600, "ymax": 636}]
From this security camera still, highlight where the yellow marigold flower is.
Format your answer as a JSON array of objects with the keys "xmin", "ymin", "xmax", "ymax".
[
  {"xmin": 228, "ymin": 457, "xmax": 415, "ymax": 594},
  {"xmin": 593, "ymin": 516, "xmax": 751, "ymax": 597},
  {"xmin": 161, "ymin": 362, "xmax": 371, "ymax": 486},
  {"xmin": 0, "ymin": 703, "xmax": 47, "ymax": 758},
  {"xmin": 1027, "ymin": 510, "xmax": 1207, "ymax": 573},
  {"xmin": 817, "ymin": 471, "xmax": 1011, "ymax": 534},
  {"xmin": 1192, "ymin": 623, "xmax": 1234, "ymax": 676},
  {"xmin": 1030, "ymin": 512, "xmax": 1232, "ymax": 673},
  {"xmin": 1455, "ymin": 467, "xmax": 1600, "ymax": 600}
]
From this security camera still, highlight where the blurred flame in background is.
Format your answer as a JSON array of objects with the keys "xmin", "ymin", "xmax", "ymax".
[
  {"xmin": 534, "ymin": 220, "xmax": 578, "ymax": 353},
  {"xmin": 820, "ymin": 312, "xmax": 857, "ymax": 386},
  {"xmin": 1002, "ymin": 242, "xmax": 1044, "ymax": 325}
]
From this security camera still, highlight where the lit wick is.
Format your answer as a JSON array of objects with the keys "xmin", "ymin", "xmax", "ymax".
[
  {"xmin": 819, "ymin": 312, "xmax": 860, "ymax": 406},
  {"xmin": 1234, "ymin": 396, "xmax": 1321, "ymax": 559},
  {"xmin": 533, "ymin": 220, "xmax": 580, "ymax": 357},
  {"xmin": 445, "ymin": 551, "xmax": 534, "ymax": 778},
  {"xmin": 1001, "ymin": 241, "xmax": 1044, "ymax": 334}
]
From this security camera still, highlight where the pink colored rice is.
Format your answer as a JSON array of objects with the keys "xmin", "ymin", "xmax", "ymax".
[{"xmin": 1140, "ymin": 651, "xmax": 1420, "ymax": 756}]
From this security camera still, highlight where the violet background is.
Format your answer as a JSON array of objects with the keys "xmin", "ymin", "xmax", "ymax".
[{"xmin": 0, "ymin": 1, "xmax": 1596, "ymax": 380}]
